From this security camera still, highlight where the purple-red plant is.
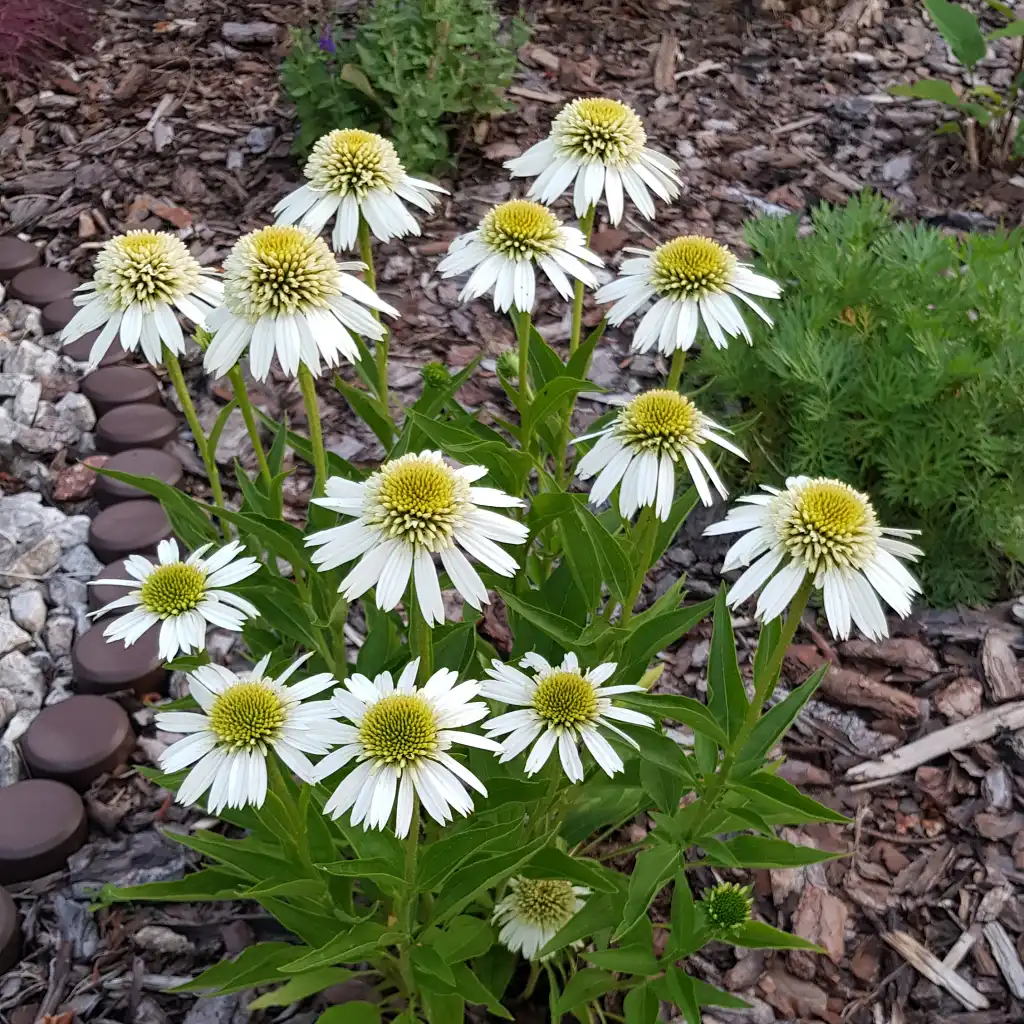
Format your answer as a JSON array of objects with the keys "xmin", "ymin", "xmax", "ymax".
[{"xmin": 0, "ymin": 0, "xmax": 97, "ymax": 81}]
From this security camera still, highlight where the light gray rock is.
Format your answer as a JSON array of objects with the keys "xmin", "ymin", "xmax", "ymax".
[
  {"xmin": 44, "ymin": 676, "xmax": 73, "ymax": 705},
  {"xmin": 12, "ymin": 379, "xmax": 41, "ymax": 425},
  {"xmin": 245, "ymin": 125, "xmax": 276, "ymax": 153},
  {"xmin": 0, "ymin": 374, "xmax": 21, "ymax": 398},
  {"xmin": 2, "ymin": 707, "xmax": 35, "ymax": 745},
  {"xmin": 0, "ymin": 535, "xmax": 61, "ymax": 586},
  {"xmin": 4, "ymin": 339, "xmax": 44, "ymax": 375},
  {"xmin": 43, "ymin": 615, "xmax": 76, "ymax": 659},
  {"xmin": 0, "ymin": 613, "xmax": 31, "ymax": 656},
  {"xmin": 60, "ymin": 544, "xmax": 104, "ymax": 580},
  {"xmin": 0, "ymin": 689, "xmax": 16, "ymax": 730},
  {"xmin": 10, "ymin": 588, "xmax": 47, "ymax": 633},
  {"xmin": 53, "ymin": 515, "xmax": 91, "ymax": 551},
  {"xmin": 882, "ymin": 152, "xmax": 914, "ymax": 184},
  {"xmin": 54, "ymin": 392, "xmax": 97, "ymax": 432},
  {"xmin": 0, "ymin": 743, "xmax": 21, "ymax": 786},
  {"xmin": 49, "ymin": 574, "xmax": 88, "ymax": 612},
  {"xmin": 0, "ymin": 650, "xmax": 46, "ymax": 709},
  {"xmin": 33, "ymin": 349, "xmax": 60, "ymax": 380},
  {"xmin": 221, "ymin": 20, "xmax": 279, "ymax": 44}
]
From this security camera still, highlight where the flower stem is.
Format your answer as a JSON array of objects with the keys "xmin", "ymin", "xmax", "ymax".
[
  {"xmin": 226, "ymin": 365, "xmax": 272, "ymax": 490},
  {"xmin": 409, "ymin": 579, "xmax": 434, "ymax": 684},
  {"xmin": 516, "ymin": 305, "xmax": 533, "ymax": 406},
  {"xmin": 296, "ymin": 363, "xmax": 327, "ymax": 499},
  {"xmin": 357, "ymin": 217, "xmax": 390, "ymax": 412},
  {"xmin": 684, "ymin": 576, "xmax": 815, "ymax": 841},
  {"xmin": 619, "ymin": 506, "xmax": 658, "ymax": 628},
  {"xmin": 667, "ymin": 349, "xmax": 686, "ymax": 390},
  {"xmin": 162, "ymin": 346, "xmax": 224, "ymax": 512},
  {"xmin": 398, "ymin": 795, "xmax": 421, "ymax": 1017},
  {"xmin": 569, "ymin": 205, "xmax": 597, "ymax": 356}
]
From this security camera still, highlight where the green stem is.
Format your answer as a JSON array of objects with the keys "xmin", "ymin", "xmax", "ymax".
[
  {"xmin": 667, "ymin": 349, "xmax": 686, "ymax": 390},
  {"xmin": 163, "ymin": 347, "xmax": 224, "ymax": 512},
  {"xmin": 619, "ymin": 506, "xmax": 658, "ymax": 628},
  {"xmin": 569, "ymin": 205, "xmax": 597, "ymax": 356},
  {"xmin": 296, "ymin": 363, "xmax": 327, "ymax": 499},
  {"xmin": 516, "ymin": 305, "xmax": 533, "ymax": 405},
  {"xmin": 685, "ymin": 576, "xmax": 815, "ymax": 841},
  {"xmin": 226, "ymin": 365, "xmax": 272, "ymax": 490},
  {"xmin": 398, "ymin": 795, "xmax": 421, "ymax": 1017},
  {"xmin": 358, "ymin": 217, "xmax": 390, "ymax": 412},
  {"xmin": 408, "ymin": 582, "xmax": 434, "ymax": 683}
]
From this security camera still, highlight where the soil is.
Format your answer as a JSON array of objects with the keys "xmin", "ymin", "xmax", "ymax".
[{"xmin": 3, "ymin": 0, "xmax": 1024, "ymax": 1022}]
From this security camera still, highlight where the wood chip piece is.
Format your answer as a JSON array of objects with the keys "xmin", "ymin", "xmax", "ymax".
[
  {"xmin": 982, "ymin": 922, "xmax": 1024, "ymax": 998},
  {"xmin": 981, "ymin": 632, "xmax": 1023, "ymax": 702},
  {"xmin": 882, "ymin": 930, "xmax": 989, "ymax": 1010},
  {"xmin": 839, "ymin": 638, "xmax": 940, "ymax": 678},
  {"xmin": 791, "ymin": 884, "xmax": 847, "ymax": 964},
  {"xmin": 934, "ymin": 676, "xmax": 983, "ymax": 720},
  {"xmin": 820, "ymin": 665, "xmax": 921, "ymax": 721},
  {"xmin": 653, "ymin": 32, "xmax": 678, "ymax": 93}
]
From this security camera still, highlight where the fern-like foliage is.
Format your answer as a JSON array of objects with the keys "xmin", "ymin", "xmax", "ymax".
[
  {"xmin": 702, "ymin": 192, "xmax": 1024, "ymax": 607},
  {"xmin": 0, "ymin": 0, "xmax": 96, "ymax": 80}
]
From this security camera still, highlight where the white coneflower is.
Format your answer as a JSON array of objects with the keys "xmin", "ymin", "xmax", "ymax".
[
  {"xmin": 305, "ymin": 451, "xmax": 528, "ymax": 627},
  {"xmin": 202, "ymin": 225, "xmax": 399, "ymax": 381},
  {"xmin": 493, "ymin": 877, "xmax": 590, "ymax": 960},
  {"xmin": 437, "ymin": 199, "xmax": 602, "ymax": 313},
  {"xmin": 705, "ymin": 476, "xmax": 923, "ymax": 640},
  {"xmin": 157, "ymin": 655, "xmax": 343, "ymax": 813},
  {"xmin": 576, "ymin": 389, "xmax": 745, "ymax": 518},
  {"xmin": 61, "ymin": 231, "xmax": 223, "ymax": 369},
  {"xmin": 596, "ymin": 236, "xmax": 781, "ymax": 354},
  {"xmin": 313, "ymin": 660, "xmax": 501, "ymax": 837},
  {"xmin": 91, "ymin": 539, "xmax": 260, "ymax": 662},
  {"xmin": 505, "ymin": 97, "xmax": 681, "ymax": 225},
  {"xmin": 482, "ymin": 652, "xmax": 653, "ymax": 783},
  {"xmin": 273, "ymin": 129, "xmax": 448, "ymax": 251}
]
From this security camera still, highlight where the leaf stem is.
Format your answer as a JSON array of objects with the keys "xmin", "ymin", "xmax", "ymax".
[
  {"xmin": 667, "ymin": 349, "xmax": 686, "ymax": 390},
  {"xmin": 358, "ymin": 217, "xmax": 390, "ymax": 412},
  {"xmin": 296, "ymin": 363, "xmax": 327, "ymax": 499},
  {"xmin": 226, "ymin": 365, "xmax": 272, "ymax": 490},
  {"xmin": 569, "ymin": 205, "xmax": 596, "ymax": 356},
  {"xmin": 162, "ymin": 346, "xmax": 225, "ymax": 512}
]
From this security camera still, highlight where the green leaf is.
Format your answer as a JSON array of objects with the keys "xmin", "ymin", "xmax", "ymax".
[
  {"xmin": 173, "ymin": 942, "xmax": 301, "ymax": 993},
  {"xmin": 890, "ymin": 79, "xmax": 964, "ymax": 106},
  {"xmin": 411, "ymin": 943, "xmax": 457, "ymax": 988},
  {"xmin": 451, "ymin": 964, "xmax": 513, "ymax": 1019},
  {"xmin": 616, "ymin": 693, "xmax": 728, "ymax": 748},
  {"xmin": 523, "ymin": 847, "xmax": 621, "ymax": 894},
  {"xmin": 497, "ymin": 587, "xmax": 582, "ymax": 647},
  {"xmin": 320, "ymin": 857, "xmax": 405, "ymax": 892},
  {"xmin": 417, "ymin": 818, "xmax": 523, "ymax": 890},
  {"xmin": 565, "ymin": 319, "xmax": 607, "ymax": 380},
  {"xmin": 617, "ymin": 844, "xmax": 679, "ymax": 939},
  {"xmin": 923, "ymin": 0, "xmax": 986, "ymax": 67},
  {"xmin": 316, "ymin": 1003, "xmax": 381, "ymax": 1024},
  {"xmin": 651, "ymin": 488, "xmax": 699, "ymax": 565},
  {"xmin": 583, "ymin": 945, "xmax": 659, "ymax": 974},
  {"xmin": 539, "ymin": 893, "xmax": 619, "ymax": 959},
  {"xmin": 527, "ymin": 327, "xmax": 565, "ymax": 388},
  {"xmin": 333, "ymin": 375, "xmax": 394, "ymax": 448},
  {"xmin": 248, "ymin": 968, "xmax": 355, "ymax": 1009},
  {"xmin": 641, "ymin": 758, "xmax": 685, "ymax": 813},
  {"xmin": 729, "ymin": 920, "xmax": 825, "ymax": 951},
  {"xmin": 413, "ymin": 355, "xmax": 481, "ymax": 418},
  {"xmin": 988, "ymin": 19, "xmax": 1024, "ymax": 38},
  {"xmin": 689, "ymin": 977, "xmax": 751, "ymax": 1009},
  {"xmin": 208, "ymin": 398, "xmax": 239, "ymax": 464},
  {"xmin": 281, "ymin": 923, "xmax": 389, "ymax": 973},
  {"xmin": 624, "ymin": 982, "xmax": 661, "ymax": 1024},
  {"xmin": 707, "ymin": 586, "xmax": 748, "ymax": 741},
  {"xmin": 735, "ymin": 771, "xmax": 848, "ymax": 825},
  {"xmin": 555, "ymin": 969, "xmax": 621, "ymax": 1016},
  {"xmin": 575, "ymin": 502, "xmax": 634, "ymax": 603},
  {"xmin": 164, "ymin": 829, "xmax": 293, "ymax": 882},
  {"xmin": 740, "ymin": 666, "xmax": 825, "ymax": 764},
  {"xmin": 94, "ymin": 867, "xmax": 241, "ymax": 906},
  {"xmin": 615, "ymin": 599, "xmax": 713, "ymax": 686},
  {"xmin": 339, "ymin": 62, "xmax": 379, "ymax": 101},
  {"xmin": 523, "ymin": 377, "xmax": 597, "ymax": 439},
  {"xmin": 664, "ymin": 967, "xmax": 702, "ymax": 1024},
  {"xmin": 701, "ymin": 835, "xmax": 846, "ymax": 868},
  {"xmin": 427, "ymin": 916, "xmax": 495, "ymax": 963},
  {"xmin": 668, "ymin": 871, "xmax": 707, "ymax": 959}
]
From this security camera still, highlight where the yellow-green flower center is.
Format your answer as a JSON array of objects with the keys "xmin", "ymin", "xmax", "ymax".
[
  {"xmin": 305, "ymin": 129, "xmax": 404, "ymax": 198},
  {"xmin": 480, "ymin": 200, "xmax": 561, "ymax": 262},
  {"xmin": 511, "ymin": 878, "xmax": 578, "ymax": 928},
  {"xmin": 774, "ymin": 478, "xmax": 877, "ymax": 572},
  {"xmin": 702, "ymin": 883, "xmax": 753, "ymax": 931},
  {"xmin": 224, "ymin": 225, "xmax": 340, "ymax": 321},
  {"xmin": 139, "ymin": 562, "xmax": 207, "ymax": 618},
  {"xmin": 619, "ymin": 389, "xmax": 703, "ymax": 459},
  {"xmin": 650, "ymin": 236, "xmax": 736, "ymax": 301},
  {"xmin": 359, "ymin": 694, "xmax": 438, "ymax": 766},
  {"xmin": 209, "ymin": 681, "xmax": 287, "ymax": 749},
  {"xmin": 366, "ymin": 455, "xmax": 464, "ymax": 551},
  {"xmin": 94, "ymin": 231, "xmax": 201, "ymax": 311},
  {"xmin": 532, "ymin": 671, "xmax": 598, "ymax": 728},
  {"xmin": 553, "ymin": 97, "xmax": 646, "ymax": 165}
]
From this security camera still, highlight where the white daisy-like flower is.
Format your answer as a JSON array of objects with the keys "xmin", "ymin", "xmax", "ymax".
[
  {"xmin": 493, "ymin": 877, "xmax": 590, "ymax": 960},
  {"xmin": 305, "ymin": 451, "xmax": 528, "ymax": 627},
  {"xmin": 437, "ymin": 199, "xmax": 602, "ymax": 313},
  {"xmin": 596, "ymin": 236, "xmax": 782, "ymax": 355},
  {"xmin": 576, "ymin": 389, "xmax": 746, "ymax": 519},
  {"xmin": 481, "ymin": 652, "xmax": 653, "ymax": 783},
  {"xmin": 157, "ymin": 654, "xmax": 343, "ymax": 813},
  {"xmin": 90, "ymin": 539, "xmax": 260, "ymax": 662},
  {"xmin": 505, "ymin": 97, "xmax": 681, "ymax": 225},
  {"xmin": 202, "ymin": 224, "xmax": 399, "ymax": 382},
  {"xmin": 273, "ymin": 129, "xmax": 448, "ymax": 251},
  {"xmin": 61, "ymin": 231, "xmax": 223, "ymax": 370},
  {"xmin": 313, "ymin": 659, "xmax": 502, "ymax": 837},
  {"xmin": 705, "ymin": 476, "xmax": 924, "ymax": 641}
]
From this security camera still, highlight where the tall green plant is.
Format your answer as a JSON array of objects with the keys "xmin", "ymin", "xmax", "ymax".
[{"xmin": 702, "ymin": 191, "xmax": 1024, "ymax": 606}]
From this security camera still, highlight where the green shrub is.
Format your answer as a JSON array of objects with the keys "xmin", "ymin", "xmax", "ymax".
[
  {"xmin": 280, "ymin": 0, "xmax": 528, "ymax": 174},
  {"xmin": 701, "ymin": 192, "xmax": 1024, "ymax": 606}
]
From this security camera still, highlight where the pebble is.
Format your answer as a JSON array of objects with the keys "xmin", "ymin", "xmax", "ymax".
[
  {"xmin": 54, "ymin": 392, "xmax": 97, "ymax": 433},
  {"xmin": 10, "ymin": 589, "xmax": 46, "ymax": 634},
  {"xmin": 48, "ymin": 575, "xmax": 88, "ymax": 614},
  {"xmin": 245, "ymin": 126, "xmax": 276, "ymax": 153},
  {"xmin": 43, "ymin": 615, "xmax": 76, "ymax": 660},
  {"xmin": 12, "ymin": 380, "xmax": 41, "ymax": 425},
  {"xmin": 59, "ymin": 544, "xmax": 104, "ymax": 580},
  {"xmin": 881, "ymin": 152, "xmax": 914, "ymax": 184},
  {"xmin": 0, "ymin": 652, "xmax": 46, "ymax": 711},
  {"xmin": 0, "ymin": 613, "xmax": 32, "ymax": 657},
  {"xmin": 0, "ymin": 691, "xmax": 16, "ymax": 731}
]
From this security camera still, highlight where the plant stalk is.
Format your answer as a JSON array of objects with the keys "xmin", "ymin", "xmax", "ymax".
[
  {"xmin": 409, "ymin": 581, "xmax": 434, "ymax": 683},
  {"xmin": 516, "ymin": 305, "xmax": 533, "ymax": 405},
  {"xmin": 226, "ymin": 365, "xmax": 272, "ymax": 490},
  {"xmin": 619, "ymin": 506, "xmax": 659, "ymax": 628},
  {"xmin": 667, "ymin": 349, "xmax": 686, "ymax": 390},
  {"xmin": 569, "ymin": 205, "xmax": 597, "ymax": 355},
  {"xmin": 296, "ymin": 363, "xmax": 327, "ymax": 498},
  {"xmin": 358, "ymin": 217, "xmax": 390, "ymax": 411},
  {"xmin": 162, "ymin": 346, "xmax": 225, "ymax": 512},
  {"xmin": 397, "ymin": 795, "xmax": 421, "ymax": 1018}
]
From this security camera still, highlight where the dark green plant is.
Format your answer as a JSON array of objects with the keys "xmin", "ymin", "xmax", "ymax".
[
  {"xmin": 701, "ymin": 192, "xmax": 1024, "ymax": 607},
  {"xmin": 280, "ymin": 0, "xmax": 528, "ymax": 174}
]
